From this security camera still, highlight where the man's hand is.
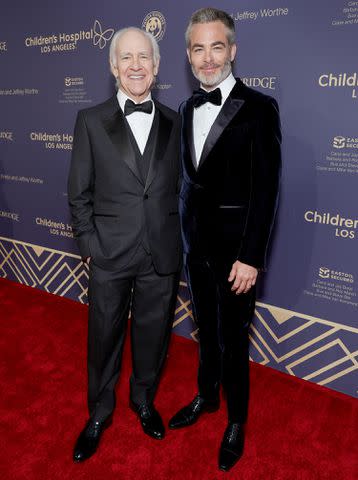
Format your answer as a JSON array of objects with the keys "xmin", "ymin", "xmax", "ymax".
[{"xmin": 228, "ymin": 260, "xmax": 258, "ymax": 295}]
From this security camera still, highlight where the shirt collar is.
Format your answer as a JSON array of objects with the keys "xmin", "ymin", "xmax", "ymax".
[
  {"xmin": 200, "ymin": 72, "xmax": 236, "ymax": 105},
  {"xmin": 117, "ymin": 88, "xmax": 153, "ymax": 113}
]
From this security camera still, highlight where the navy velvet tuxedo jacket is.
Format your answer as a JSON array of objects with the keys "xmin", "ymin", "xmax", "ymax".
[
  {"xmin": 179, "ymin": 78, "xmax": 282, "ymax": 270},
  {"xmin": 68, "ymin": 95, "xmax": 182, "ymax": 274}
]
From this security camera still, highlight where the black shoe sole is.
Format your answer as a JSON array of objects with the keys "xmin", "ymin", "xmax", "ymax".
[{"xmin": 169, "ymin": 403, "xmax": 220, "ymax": 429}]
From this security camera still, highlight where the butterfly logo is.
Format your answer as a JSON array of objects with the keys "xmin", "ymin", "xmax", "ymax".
[{"xmin": 93, "ymin": 20, "xmax": 114, "ymax": 50}]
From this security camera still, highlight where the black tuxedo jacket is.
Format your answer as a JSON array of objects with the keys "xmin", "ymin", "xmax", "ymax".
[
  {"xmin": 68, "ymin": 95, "xmax": 182, "ymax": 274},
  {"xmin": 179, "ymin": 78, "xmax": 281, "ymax": 270}
]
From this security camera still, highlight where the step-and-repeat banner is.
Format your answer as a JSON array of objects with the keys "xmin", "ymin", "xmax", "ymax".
[{"xmin": 0, "ymin": 0, "xmax": 357, "ymax": 397}]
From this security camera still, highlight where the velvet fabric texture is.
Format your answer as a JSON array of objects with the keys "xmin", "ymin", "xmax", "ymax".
[{"xmin": 179, "ymin": 78, "xmax": 282, "ymax": 270}]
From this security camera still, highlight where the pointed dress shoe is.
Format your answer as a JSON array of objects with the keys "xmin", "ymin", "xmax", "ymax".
[
  {"xmin": 73, "ymin": 417, "xmax": 112, "ymax": 463},
  {"xmin": 137, "ymin": 404, "xmax": 165, "ymax": 439},
  {"xmin": 218, "ymin": 422, "xmax": 245, "ymax": 472},
  {"xmin": 169, "ymin": 395, "xmax": 219, "ymax": 429}
]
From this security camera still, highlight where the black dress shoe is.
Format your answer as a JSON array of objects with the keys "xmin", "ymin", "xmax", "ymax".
[
  {"xmin": 137, "ymin": 405, "xmax": 165, "ymax": 440},
  {"xmin": 168, "ymin": 395, "xmax": 219, "ymax": 429},
  {"xmin": 218, "ymin": 422, "xmax": 245, "ymax": 472},
  {"xmin": 73, "ymin": 417, "xmax": 112, "ymax": 463}
]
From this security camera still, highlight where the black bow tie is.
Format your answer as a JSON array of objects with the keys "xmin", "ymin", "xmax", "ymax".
[
  {"xmin": 192, "ymin": 88, "xmax": 222, "ymax": 108},
  {"xmin": 124, "ymin": 99, "xmax": 153, "ymax": 116}
]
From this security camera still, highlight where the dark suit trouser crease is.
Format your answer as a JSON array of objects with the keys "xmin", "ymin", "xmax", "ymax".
[
  {"xmin": 87, "ymin": 245, "xmax": 179, "ymax": 422},
  {"xmin": 185, "ymin": 256, "xmax": 255, "ymax": 424}
]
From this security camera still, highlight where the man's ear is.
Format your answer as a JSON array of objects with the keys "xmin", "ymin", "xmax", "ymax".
[
  {"xmin": 186, "ymin": 48, "xmax": 192, "ymax": 64},
  {"xmin": 110, "ymin": 62, "xmax": 118, "ymax": 78},
  {"xmin": 154, "ymin": 59, "xmax": 160, "ymax": 76},
  {"xmin": 230, "ymin": 43, "xmax": 237, "ymax": 62}
]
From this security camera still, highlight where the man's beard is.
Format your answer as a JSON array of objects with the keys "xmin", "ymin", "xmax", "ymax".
[{"xmin": 192, "ymin": 59, "xmax": 232, "ymax": 89}]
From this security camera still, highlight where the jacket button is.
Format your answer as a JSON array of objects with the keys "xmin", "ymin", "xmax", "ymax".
[{"xmin": 143, "ymin": 194, "xmax": 148, "ymax": 199}]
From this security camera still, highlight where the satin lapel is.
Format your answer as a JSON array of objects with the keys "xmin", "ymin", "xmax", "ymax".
[
  {"xmin": 144, "ymin": 105, "xmax": 173, "ymax": 193},
  {"xmin": 198, "ymin": 96, "xmax": 245, "ymax": 170},
  {"xmin": 183, "ymin": 98, "xmax": 197, "ymax": 173},
  {"xmin": 102, "ymin": 106, "xmax": 142, "ymax": 184}
]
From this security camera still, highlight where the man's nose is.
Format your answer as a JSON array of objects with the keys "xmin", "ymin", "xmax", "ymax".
[
  {"xmin": 203, "ymin": 48, "xmax": 213, "ymax": 63},
  {"xmin": 130, "ymin": 57, "xmax": 142, "ymax": 69}
]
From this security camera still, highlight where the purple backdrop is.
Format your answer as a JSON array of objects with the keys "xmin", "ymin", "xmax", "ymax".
[{"xmin": 0, "ymin": 0, "xmax": 357, "ymax": 397}]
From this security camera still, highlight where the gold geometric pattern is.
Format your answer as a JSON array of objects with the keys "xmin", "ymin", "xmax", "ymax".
[
  {"xmin": 0, "ymin": 236, "xmax": 357, "ymax": 397},
  {"xmin": 252, "ymin": 303, "xmax": 358, "ymax": 395},
  {"xmin": 0, "ymin": 236, "xmax": 89, "ymax": 303}
]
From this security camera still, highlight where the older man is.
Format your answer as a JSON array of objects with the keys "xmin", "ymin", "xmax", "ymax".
[
  {"xmin": 68, "ymin": 27, "xmax": 182, "ymax": 462},
  {"xmin": 169, "ymin": 8, "xmax": 281, "ymax": 472}
]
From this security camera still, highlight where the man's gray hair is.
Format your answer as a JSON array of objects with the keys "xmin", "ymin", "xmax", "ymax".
[
  {"xmin": 109, "ymin": 26, "xmax": 160, "ymax": 67},
  {"xmin": 185, "ymin": 8, "xmax": 236, "ymax": 47}
]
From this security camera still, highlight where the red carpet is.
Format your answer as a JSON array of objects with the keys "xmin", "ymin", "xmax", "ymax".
[{"xmin": 0, "ymin": 277, "xmax": 357, "ymax": 480}]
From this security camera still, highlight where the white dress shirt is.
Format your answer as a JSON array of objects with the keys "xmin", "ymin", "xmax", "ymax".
[
  {"xmin": 117, "ymin": 89, "xmax": 155, "ymax": 155},
  {"xmin": 193, "ymin": 73, "xmax": 236, "ymax": 166}
]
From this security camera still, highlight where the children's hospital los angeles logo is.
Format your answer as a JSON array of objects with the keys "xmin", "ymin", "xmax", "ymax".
[
  {"xmin": 318, "ymin": 72, "xmax": 358, "ymax": 99},
  {"xmin": 24, "ymin": 19, "xmax": 114, "ymax": 54},
  {"xmin": 142, "ymin": 11, "xmax": 166, "ymax": 41}
]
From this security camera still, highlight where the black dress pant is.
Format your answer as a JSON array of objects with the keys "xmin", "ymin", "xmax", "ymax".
[
  {"xmin": 185, "ymin": 255, "xmax": 255, "ymax": 424},
  {"xmin": 87, "ymin": 245, "xmax": 179, "ymax": 422}
]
